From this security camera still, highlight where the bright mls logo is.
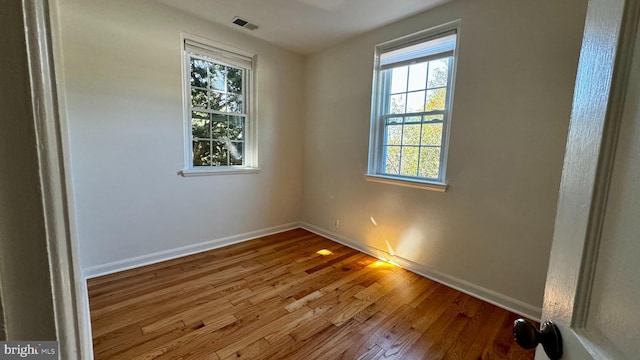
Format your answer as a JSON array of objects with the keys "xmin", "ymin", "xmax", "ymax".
[{"xmin": 1, "ymin": 342, "xmax": 58, "ymax": 359}]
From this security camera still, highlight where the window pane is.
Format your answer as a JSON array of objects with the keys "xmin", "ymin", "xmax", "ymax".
[
  {"xmin": 211, "ymin": 140, "xmax": 229, "ymax": 166},
  {"xmin": 192, "ymin": 111, "xmax": 210, "ymax": 139},
  {"xmin": 402, "ymin": 124, "xmax": 421, "ymax": 145},
  {"xmin": 419, "ymin": 147, "xmax": 441, "ymax": 179},
  {"xmin": 425, "ymin": 88, "xmax": 446, "ymax": 111},
  {"xmin": 427, "ymin": 58, "xmax": 449, "ymax": 88},
  {"xmin": 227, "ymin": 68, "xmax": 243, "ymax": 94},
  {"xmin": 384, "ymin": 146, "xmax": 401, "ymax": 174},
  {"xmin": 226, "ymin": 94, "xmax": 243, "ymax": 113},
  {"xmin": 387, "ymin": 117, "xmax": 403, "ymax": 124},
  {"xmin": 192, "ymin": 140, "xmax": 211, "ymax": 166},
  {"xmin": 408, "ymin": 63, "xmax": 428, "ymax": 91},
  {"xmin": 228, "ymin": 116, "xmax": 244, "ymax": 140},
  {"xmin": 190, "ymin": 58, "xmax": 208, "ymax": 88},
  {"xmin": 191, "ymin": 88, "xmax": 208, "ymax": 108},
  {"xmin": 389, "ymin": 94, "xmax": 406, "ymax": 114},
  {"xmin": 210, "ymin": 63, "xmax": 226, "ymax": 91},
  {"xmin": 400, "ymin": 146, "xmax": 419, "ymax": 176},
  {"xmin": 421, "ymin": 123, "xmax": 443, "ymax": 146},
  {"xmin": 406, "ymin": 91, "xmax": 425, "ymax": 113},
  {"xmin": 386, "ymin": 125, "xmax": 402, "ymax": 145},
  {"xmin": 211, "ymin": 114, "xmax": 227, "ymax": 139},
  {"xmin": 210, "ymin": 92, "xmax": 226, "ymax": 111},
  {"xmin": 390, "ymin": 66, "xmax": 408, "ymax": 94},
  {"xmin": 229, "ymin": 141, "xmax": 244, "ymax": 165},
  {"xmin": 405, "ymin": 116, "xmax": 421, "ymax": 124}
]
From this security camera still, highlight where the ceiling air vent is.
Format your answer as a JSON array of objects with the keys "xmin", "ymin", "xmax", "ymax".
[{"xmin": 232, "ymin": 17, "xmax": 258, "ymax": 31}]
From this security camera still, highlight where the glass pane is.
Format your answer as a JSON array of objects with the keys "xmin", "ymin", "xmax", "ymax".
[
  {"xmin": 192, "ymin": 140, "xmax": 211, "ymax": 166},
  {"xmin": 390, "ymin": 66, "xmax": 408, "ymax": 94},
  {"xmin": 427, "ymin": 58, "xmax": 449, "ymax": 88},
  {"xmin": 210, "ymin": 63, "xmax": 226, "ymax": 91},
  {"xmin": 389, "ymin": 94, "xmax": 406, "ymax": 114},
  {"xmin": 211, "ymin": 140, "xmax": 229, "ymax": 166},
  {"xmin": 402, "ymin": 124, "xmax": 421, "ymax": 145},
  {"xmin": 210, "ymin": 92, "xmax": 226, "ymax": 112},
  {"xmin": 228, "ymin": 116, "xmax": 245, "ymax": 140},
  {"xmin": 226, "ymin": 94, "xmax": 243, "ymax": 113},
  {"xmin": 211, "ymin": 114, "xmax": 227, "ymax": 139},
  {"xmin": 191, "ymin": 111, "xmax": 210, "ymax": 139},
  {"xmin": 191, "ymin": 88, "xmax": 208, "ymax": 108},
  {"xmin": 405, "ymin": 116, "xmax": 421, "ymax": 124},
  {"xmin": 227, "ymin": 68, "xmax": 243, "ymax": 94},
  {"xmin": 400, "ymin": 146, "xmax": 419, "ymax": 176},
  {"xmin": 425, "ymin": 88, "xmax": 446, "ymax": 111},
  {"xmin": 421, "ymin": 123, "xmax": 443, "ymax": 146},
  {"xmin": 229, "ymin": 141, "xmax": 244, "ymax": 165},
  {"xmin": 406, "ymin": 91, "xmax": 425, "ymax": 113},
  {"xmin": 419, "ymin": 147, "xmax": 441, "ymax": 179},
  {"xmin": 385, "ymin": 125, "xmax": 402, "ymax": 145},
  {"xmin": 408, "ymin": 63, "xmax": 428, "ymax": 91},
  {"xmin": 384, "ymin": 146, "xmax": 401, "ymax": 175},
  {"xmin": 387, "ymin": 117, "xmax": 403, "ymax": 124},
  {"xmin": 190, "ymin": 58, "xmax": 208, "ymax": 88}
]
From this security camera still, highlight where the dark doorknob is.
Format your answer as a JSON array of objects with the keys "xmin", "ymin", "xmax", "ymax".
[{"xmin": 513, "ymin": 318, "xmax": 563, "ymax": 360}]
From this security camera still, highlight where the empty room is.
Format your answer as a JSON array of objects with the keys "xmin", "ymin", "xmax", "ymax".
[{"xmin": 4, "ymin": 0, "xmax": 640, "ymax": 359}]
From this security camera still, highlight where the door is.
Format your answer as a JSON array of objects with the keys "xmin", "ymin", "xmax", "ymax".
[{"xmin": 535, "ymin": 0, "xmax": 640, "ymax": 358}]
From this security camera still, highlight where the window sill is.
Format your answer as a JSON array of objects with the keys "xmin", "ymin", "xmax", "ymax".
[
  {"xmin": 180, "ymin": 167, "xmax": 260, "ymax": 177},
  {"xmin": 364, "ymin": 174, "xmax": 447, "ymax": 192}
]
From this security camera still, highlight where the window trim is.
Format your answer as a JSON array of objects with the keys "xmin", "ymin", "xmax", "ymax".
[
  {"xmin": 179, "ymin": 33, "xmax": 259, "ymax": 177},
  {"xmin": 367, "ymin": 21, "xmax": 460, "ymax": 190}
]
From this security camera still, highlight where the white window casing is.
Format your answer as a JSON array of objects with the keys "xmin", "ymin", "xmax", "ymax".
[
  {"xmin": 180, "ymin": 34, "xmax": 259, "ymax": 177},
  {"xmin": 366, "ymin": 21, "xmax": 460, "ymax": 191}
]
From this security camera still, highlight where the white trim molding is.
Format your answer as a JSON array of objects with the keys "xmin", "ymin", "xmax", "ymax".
[
  {"xmin": 25, "ymin": 0, "xmax": 87, "ymax": 358},
  {"xmin": 300, "ymin": 222, "xmax": 542, "ymax": 321},
  {"xmin": 180, "ymin": 167, "xmax": 260, "ymax": 177},
  {"xmin": 364, "ymin": 174, "xmax": 447, "ymax": 192},
  {"xmin": 83, "ymin": 223, "xmax": 300, "ymax": 279}
]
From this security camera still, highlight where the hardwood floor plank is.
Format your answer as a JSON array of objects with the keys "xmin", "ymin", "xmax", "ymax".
[
  {"xmin": 355, "ymin": 344, "xmax": 385, "ymax": 360},
  {"xmin": 464, "ymin": 307, "xmax": 511, "ymax": 360},
  {"xmin": 88, "ymin": 229, "xmax": 536, "ymax": 360}
]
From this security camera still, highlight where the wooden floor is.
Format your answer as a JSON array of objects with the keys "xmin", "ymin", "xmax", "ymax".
[{"xmin": 88, "ymin": 228, "xmax": 535, "ymax": 359}]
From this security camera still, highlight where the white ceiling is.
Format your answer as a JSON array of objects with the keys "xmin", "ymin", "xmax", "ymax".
[{"xmin": 154, "ymin": 0, "xmax": 450, "ymax": 54}]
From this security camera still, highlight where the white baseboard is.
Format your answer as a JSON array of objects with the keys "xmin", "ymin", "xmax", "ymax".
[
  {"xmin": 82, "ymin": 221, "xmax": 541, "ymax": 321},
  {"xmin": 300, "ymin": 222, "xmax": 542, "ymax": 321},
  {"xmin": 83, "ymin": 222, "xmax": 301, "ymax": 279}
]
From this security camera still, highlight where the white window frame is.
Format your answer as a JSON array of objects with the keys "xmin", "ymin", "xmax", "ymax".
[
  {"xmin": 365, "ymin": 21, "xmax": 460, "ymax": 191},
  {"xmin": 180, "ymin": 33, "xmax": 259, "ymax": 177}
]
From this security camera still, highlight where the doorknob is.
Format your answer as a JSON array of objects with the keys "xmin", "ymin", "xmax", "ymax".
[{"xmin": 513, "ymin": 318, "xmax": 563, "ymax": 360}]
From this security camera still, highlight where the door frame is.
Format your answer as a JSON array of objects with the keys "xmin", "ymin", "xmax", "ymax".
[
  {"xmin": 23, "ymin": 0, "xmax": 91, "ymax": 358},
  {"xmin": 540, "ymin": 0, "xmax": 640, "ymax": 358}
]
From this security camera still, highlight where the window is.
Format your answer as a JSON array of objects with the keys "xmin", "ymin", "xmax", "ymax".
[
  {"xmin": 182, "ymin": 37, "xmax": 257, "ymax": 175},
  {"xmin": 367, "ymin": 25, "xmax": 458, "ymax": 190}
]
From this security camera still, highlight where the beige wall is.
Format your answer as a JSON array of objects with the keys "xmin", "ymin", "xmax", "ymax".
[
  {"xmin": 57, "ymin": 0, "xmax": 306, "ymax": 271},
  {"xmin": 301, "ymin": 0, "xmax": 587, "ymax": 313},
  {"xmin": 0, "ymin": 1, "xmax": 56, "ymax": 340}
]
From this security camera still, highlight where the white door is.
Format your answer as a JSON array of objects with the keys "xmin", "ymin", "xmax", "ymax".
[{"xmin": 534, "ymin": 0, "xmax": 640, "ymax": 358}]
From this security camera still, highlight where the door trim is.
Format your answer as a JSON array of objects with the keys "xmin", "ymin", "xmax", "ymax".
[
  {"xmin": 23, "ymin": 0, "xmax": 90, "ymax": 358},
  {"xmin": 540, "ymin": 0, "xmax": 640, "ymax": 357}
]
